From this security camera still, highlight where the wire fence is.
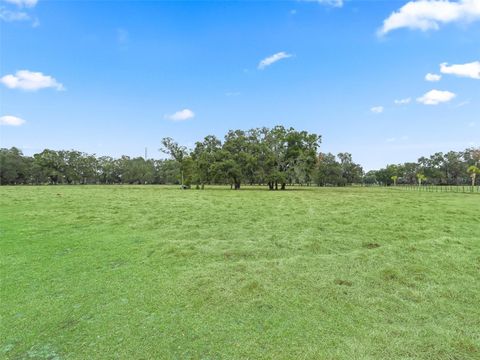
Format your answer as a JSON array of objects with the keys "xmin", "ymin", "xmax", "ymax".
[{"xmin": 389, "ymin": 184, "xmax": 480, "ymax": 194}]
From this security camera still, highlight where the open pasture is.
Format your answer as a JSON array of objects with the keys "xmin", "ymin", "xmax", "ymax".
[{"xmin": 1, "ymin": 186, "xmax": 479, "ymax": 359}]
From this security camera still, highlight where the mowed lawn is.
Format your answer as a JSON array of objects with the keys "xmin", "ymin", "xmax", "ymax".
[{"xmin": 1, "ymin": 186, "xmax": 479, "ymax": 359}]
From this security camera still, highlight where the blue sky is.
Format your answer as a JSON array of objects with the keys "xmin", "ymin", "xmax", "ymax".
[{"xmin": 1, "ymin": 0, "xmax": 479, "ymax": 170}]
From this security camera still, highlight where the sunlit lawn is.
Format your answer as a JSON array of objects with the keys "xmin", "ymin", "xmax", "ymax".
[{"xmin": 1, "ymin": 186, "xmax": 479, "ymax": 359}]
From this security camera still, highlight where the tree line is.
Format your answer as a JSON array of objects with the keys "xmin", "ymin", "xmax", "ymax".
[
  {"xmin": 1, "ymin": 125, "xmax": 479, "ymax": 188},
  {"xmin": 365, "ymin": 148, "xmax": 480, "ymax": 187},
  {"xmin": 0, "ymin": 148, "xmax": 181, "ymax": 186},
  {"xmin": 0, "ymin": 126, "xmax": 360, "ymax": 189}
]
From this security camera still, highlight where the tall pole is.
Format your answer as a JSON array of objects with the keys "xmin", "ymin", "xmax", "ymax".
[{"xmin": 145, "ymin": 147, "xmax": 147, "ymax": 160}]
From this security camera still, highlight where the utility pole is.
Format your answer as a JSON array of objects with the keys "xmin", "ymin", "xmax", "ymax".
[{"xmin": 145, "ymin": 147, "xmax": 148, "ymax": 160}]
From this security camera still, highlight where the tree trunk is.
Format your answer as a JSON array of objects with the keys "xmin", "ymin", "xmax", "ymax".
[
  {"xmin": 234, "ymin": 181, "xmax": 241, "ymax": 190},
  {"xmin": 281, "ymin": 183, "xmax": 286, "ymax": 190},
  {"xmin": 275, "ymin": 181, "xmax": 278, "ymax": 190},
  {"xmin": 268, "ymin": 182, "xmax": 274, "ymax": 190}
]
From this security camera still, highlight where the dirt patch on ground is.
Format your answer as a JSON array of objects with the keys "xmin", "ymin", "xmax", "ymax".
[
  {"xmin": 334, "ymin": 279, "xmax": 353, "ymax": 286},
  {"xmin": 363, "ymin": 242, "xmax": 380, "ymax": 249}
]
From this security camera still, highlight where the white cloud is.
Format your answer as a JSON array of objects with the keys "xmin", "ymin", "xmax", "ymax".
[
  {"xmin": 440, "ymin": 61, "xmax": 480, "ymax": 79},
  {"xmin": 3, "ymin": 0, "xmax": 38, "ymax": 8},
  {"xmin": 165, "ymin": 109, "xmax": 195, "ymax": 121},
  {"xmin": 386, "ymin": 137, "xmax": 396, "ymax": 143},
  {"xmin": 0, "ymin": 8, "xmax": 38, "ymax": 26},
  {"xmin": 0, "ymin": 8, "xmax": 29, "ymax": 21},
  {"xmin": 302, "ymin": 0, "xmax": 343, "ymax": 7},
  {"xmin": 425, "ymin": 73, "xmax": 442, "ymax": 81},
  {"xmin": 378, "ymin": 0, "xmax": 480, "ymax": 36},
  {"xmin": 468, "ymin": 121, "xmax": 476, "ymax": 127},
  {"xmin": 1, "ymin": 70, "xmax": 64, "ymax": 91},
  {"xmin": 0, "ymin": 3, "xmax": 38, "ymax": 26},
  {"xmin": 417, "ymin": 89, "xmax": 456, "ymax": 105},
  {"xmin": 0, "ymin": 115, "xmax": 26, "ymax": 126},
  {"xmin": 371, "ymin": 106, "xmax": 384, "ymax": 113},
  {"xmin": 1, "ymin": 0, "xmax": 38, "ymax": 25},
  {"xmin": 258, "ymin": 52, "xmax": 292, "ymax": 70},
  {"xmin": 394, "ymin": 97, "xmax": 411, "ymax": 105}
]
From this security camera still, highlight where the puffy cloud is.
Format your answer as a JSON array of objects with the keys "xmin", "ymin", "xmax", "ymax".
[
  {"xmin": 166, "ymin": 109, "xmax": 195, "ymax": 121},
  {"xmin": 425, "ymin": 73, "xmax": 442, "ymax": 81},
  {"xmin": 440, "ymin": 61, "xmax": 480, "ymax": 79},
  {"xmin": 258, "ymin": 52, "xmax": 292, "ymax": 70},
  {"xmin": 417, "ymin": 89, "xmax": 456, "ymax": 105},
  {"xmin": 3, "ymin": 0, "xmax": 38, "ymax": 7},
  {"xmin": 371, "ymin": 106, "xmax": 384, "ymax": 113},
  {"xmin": 1, "ymin": 70, "xmax": 64, "ymax": 91},
  {"xmin": 394, "ymin": 98, "xmax": 412, "ymax": 105},
  {"xmin": 0, "ymin": 115, "xmax": 26, "ymax": 126},
  {"xmin": 378, "ymin": 0, "xmax": 480, "ymax": 36},
  {"xmin": 1, "ymin": 0, "xmax": 38, "ymax": 25}
]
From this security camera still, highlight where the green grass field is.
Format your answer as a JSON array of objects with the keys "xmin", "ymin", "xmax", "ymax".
[{"xmin": 1, "ymin": 186, "xmax": 479, "ymax": 359}]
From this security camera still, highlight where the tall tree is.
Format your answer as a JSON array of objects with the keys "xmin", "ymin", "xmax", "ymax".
[
  {"xmin": 192, "ymin": 135, "xmax": 222, "ymax": 189},
  {"xmin": 0, "ymin": 148, "xmax": 29, "ymax": 184},
  {"xmin": 33, "ymin": 149, "xmax": 65, "ymax": 184},
  {"xmin": 467, "ymin": 165, "xmax": 480, "ymax": 187},
  {"xmin": 160, "ymin": 137, "xmax": 190, "ymax": 187},
  {"xmin": 315, "ymin": 153, "xmax": 343, "ymax": 186},
  {"xmin": 337, "ymin": 152, "xmax": 363, "ymax": 185}
]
